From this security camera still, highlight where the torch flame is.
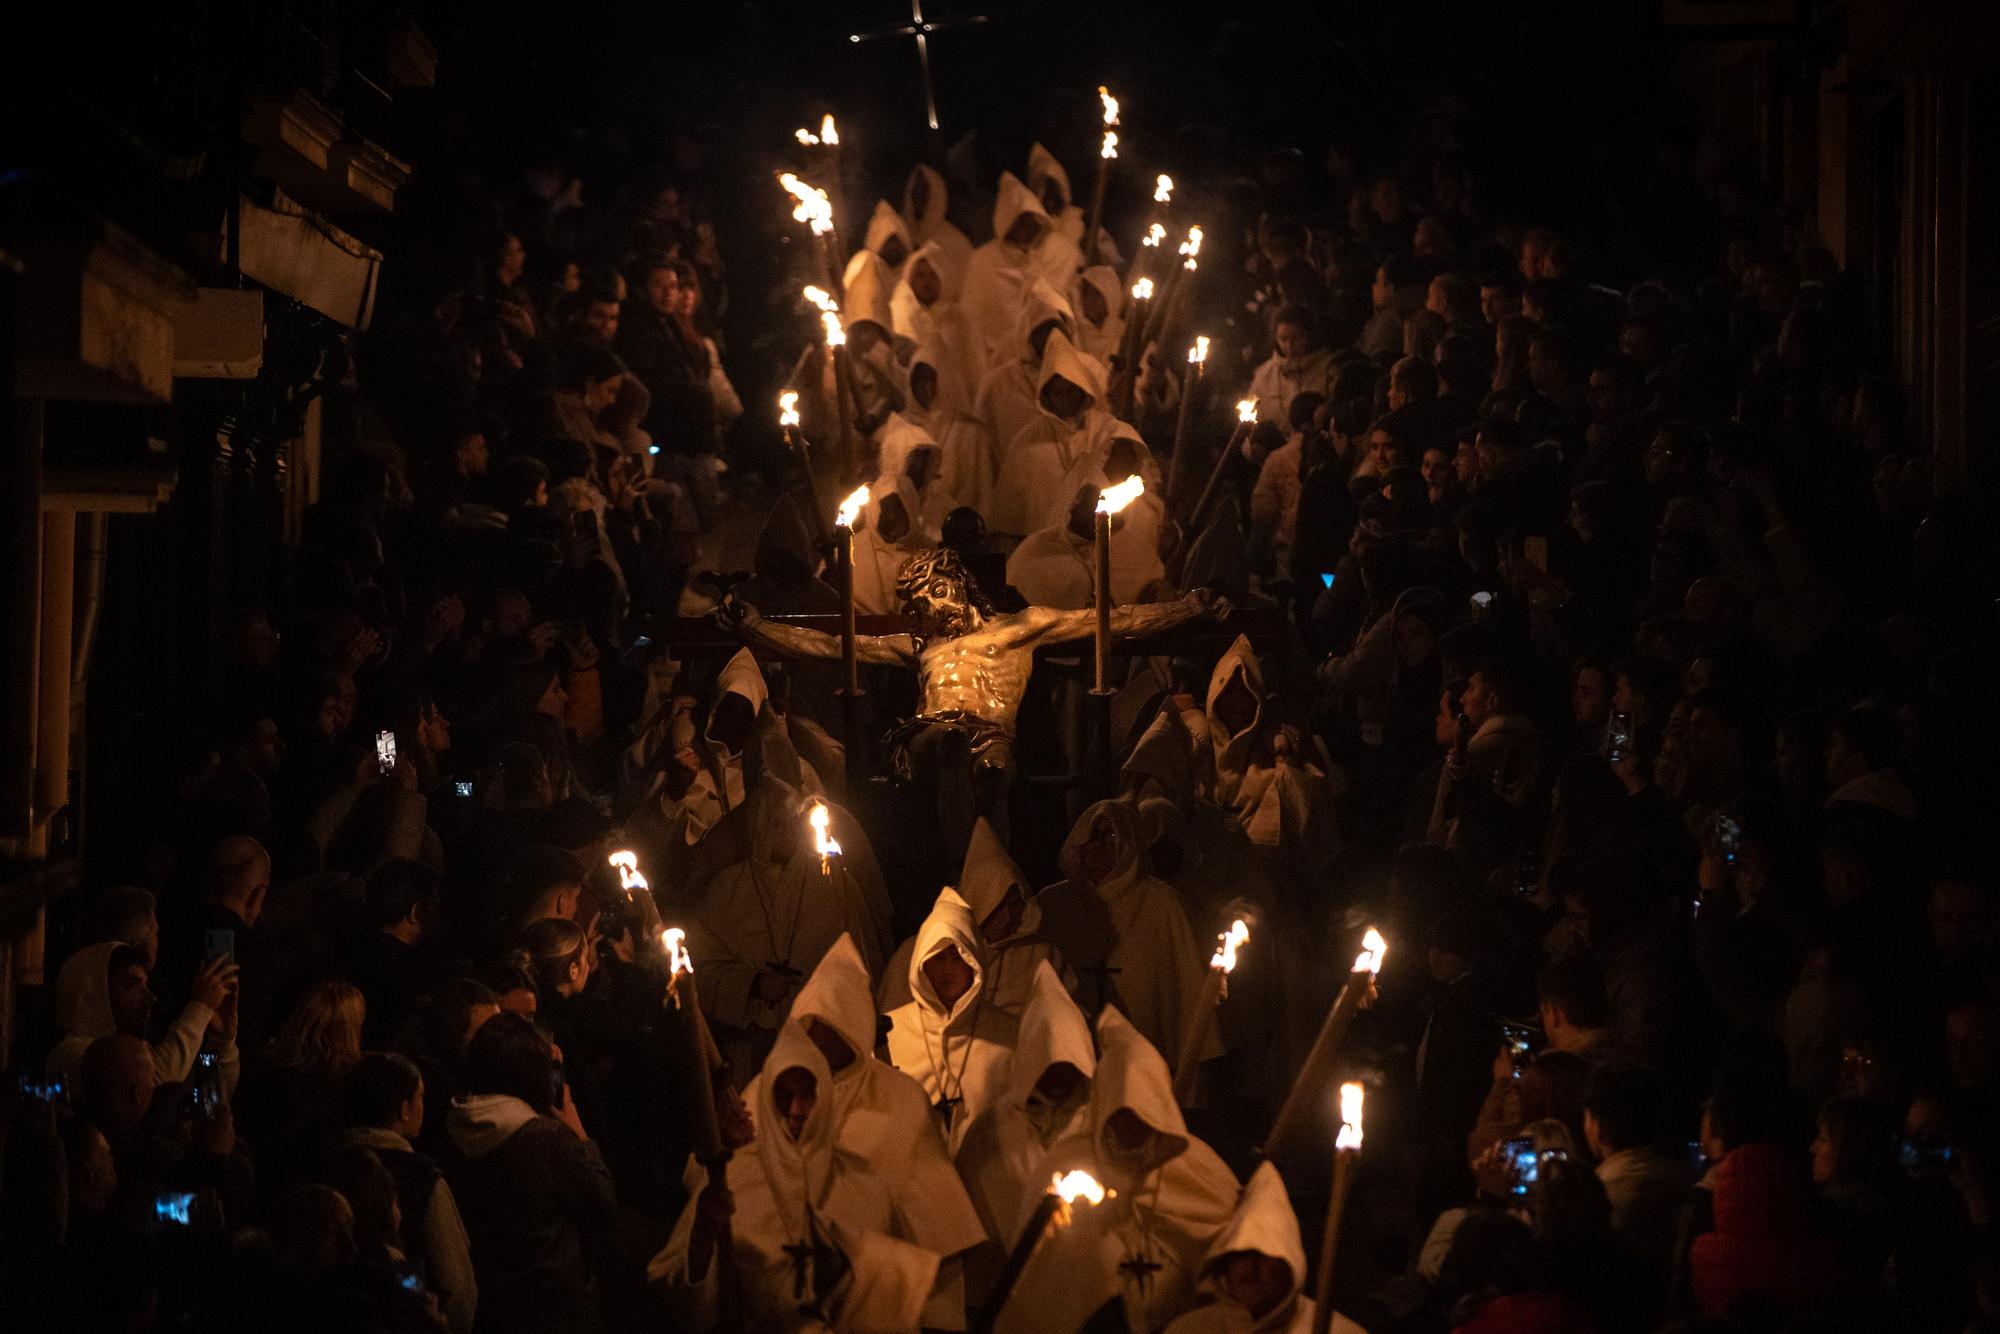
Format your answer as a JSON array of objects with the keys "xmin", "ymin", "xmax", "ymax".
[
  {"xmin": 778, "ymin": 390, "xmax": 802, "ymax": 428},
  {"xmin": 803, "ymin": 285, "xmax": 837, "ymax": 313},
  {"xmin": 1098, "ymin": 86, "xmax": 1120, "ymax": 128},
  {"xmin": 1052, "ymin": 1169, "xmax": 1106, "ymax": 1206},
  {"xmin": 1179, "ymin": 224, "xmax": 1204, "ymax": 270},
  {"xmin": 780, "ymin": 173, "xmax": 835, "ymax": 236},
  {"xmin": 1155, "ymin": 174, "xmax": 1174, "ymax": 204},
  {"xmin": 821, "ymin": 310, "xmax": 847, "ymax": 348},
  {"xmin": 819, "ymin": 114, "xmax": 840, "ymax": 147},
  {"xmin": 1352, "ymin": 926, "xmax": 1387, "ymax": 976},
  {"xmin": 1188, "ymin": 335, "xmax": 1210, "ymax": 365},
  {"xmin": 607, "ymin": 849, "xmax": 648, "ymax": 894},
  {"xmin": 834, "ymin": 485, "xmax": 869, "ymax": 531},
  {"xmin": 1210, "ymin": 918, "xmax": 1250, "ymax": 972},
  {"xmin": 1237, "ymin": 399, "xmax": 1258, "ymax": 424},
  {"xmin": 1336, "ymin": 1082, "xmax": 1365, "ymax": 1151},
  {"xmin": 795, "ymin": 128, "xmax": 818, "ymax": 146},
  {"xmin": 1131, "ymin": 277, "xmax": 1155, "ymax": 301},
  {"xmin": 1096, "ymin": 474, "xmax": 1145, "ymax": 516},
  {"xmin": 808, "ymin": 801, "xmax": 842, "ymax": 858},
  {"xmin": 661, "ymin": 927, "xmax": 694, "ymax": 978},
  {"xmin": 1143, "ymin": 223, "xmax": 1166, "ymax": 248},
  {"xmin": 1101, "ymin": 130, "xmax": 1119, "ymax": 161}
]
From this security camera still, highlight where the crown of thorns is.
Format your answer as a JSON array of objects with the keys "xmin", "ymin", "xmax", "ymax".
[{"xmin": 895, "ymin": 546, "xmax": 996, "ymax": 617}]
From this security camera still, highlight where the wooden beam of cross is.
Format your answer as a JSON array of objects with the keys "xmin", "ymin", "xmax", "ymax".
[{"xmin": 847, "ymin": 0, "xmax": 990, "ymax": 132}]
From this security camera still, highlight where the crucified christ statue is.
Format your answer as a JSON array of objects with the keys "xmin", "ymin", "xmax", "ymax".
[{"xmin": 717, "ymin": 546, "xmax": 1229, "ymax": 855}]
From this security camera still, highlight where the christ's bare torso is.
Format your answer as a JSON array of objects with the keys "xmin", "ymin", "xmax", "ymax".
[{"xmin": 916, "ymin": 628, "xmax": 1036, "ymax": 730}]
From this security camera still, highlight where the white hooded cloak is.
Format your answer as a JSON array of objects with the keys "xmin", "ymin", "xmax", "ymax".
[
  {"xmin": 960, "ymin": 172, "xmax": 1058, "ymax": 378},
  {"xmin": 986, "ymin": 328, "xmax": 1121, "ymax": 538},
  {"xmin": 1033, "ymin": 799, "xmax": 1217, "ymax": 1063},
  {"xmin": 992, "ymin": 1005, "xmax": 1238, "ymax": 1334},
  {"xmin": 1162, "ymin": 1162, "xmax": 1366, "ymax": 1334},
  {"xmin": 902, "ymin": 164, "xmax": 974, "ymax": 277},
  {"xmin": 848, "ymin": 475, "xmax": 935, "ymax": 616},
  {"xmin": 884, "ymin": 888, "xmax": 1020, "ymax": 1154}
]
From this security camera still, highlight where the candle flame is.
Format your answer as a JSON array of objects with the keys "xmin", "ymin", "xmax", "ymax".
[
  {"xmin": 1352, "ymin": 926, "xmax": 1387, "ymax": 976},
  {"xmin": 1052, "ymin": 1169, "xmax": 1106, "ymax": 1205},
  {"xmin": 1337, "ymin": 1082, "xmax": 1365, "ymax": 1151},
  {"xmin": 607, "ymin": 849, "xmax": 648, "ymax": 894},
  {"xmin": 1210, "ymin": 918, "xmax": 1250, "ymax": 972},
  {"xmin": 780, "ymin": 173, "xmax": 835, "ymax": 236},
  {"xmin": 1096, "ymin": 474, "xmax": 1145, "ymax": 516},
  {"xmin": 1143, "ymin": 222, "xmax": 1166, "ymax": 248},
  {"xmin": 808, "ymin": 801, "xmax": 842, "ymax": 858},
  {"xmin": 1187, "ymin": 335, "xmax": 1210, "ymax": 365},
  {"xmin": 795, "ymin": 128, "xmax": 818, "ymax": 146},
  {"xmin": 835, "ymin": 485, "xmax": 869, "ymax": 531},
  {"xmin": 819, "ymin": 114, "xmax": 839, "ymax": 146},
  {"xmin": 778, "ymin": 390, "xmax": 802, "ymax": 428},
  {"xmin": 803, "ymin": 285, "xmax": 837, "ymax": 313},
  {"xmin": 1098, "ymin": 86, "xmax": 1120, "ymax": 128},
  {"xmin": 661, "ymin": 927, "xmax": 693, "ymax": 978},
  {"xmin": 1101, "ymin": 130, "xmax": 1119, "ymax": 161},
  {"xmin": 1237, "ymin": 399, "xmax": 1258, "ymax": 424},
  {"xmin": 821, "ymin": 310, "xmax": 847, "ymax": 348},
  {"xmin": 1154, "ymin": 174, "xmax": 1174, "ymax": 204},
  {"xmin": 1131, "ymin": 276, "xmax": 1155, "ymax": 301}
]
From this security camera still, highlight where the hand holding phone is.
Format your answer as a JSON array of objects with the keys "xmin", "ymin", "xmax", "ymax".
[{"xmin": 1603, "ymin": 710, "xmax": 1633, "ymax": 763}]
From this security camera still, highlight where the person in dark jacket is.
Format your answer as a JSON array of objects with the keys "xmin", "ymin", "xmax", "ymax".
[
  {"xmin": 614, "ymin": 251, "xmax": 720, "ymax": 523},
  {"xmin": 444, "ymin": 1011, "xmax": 617, "ymax": 1334}
]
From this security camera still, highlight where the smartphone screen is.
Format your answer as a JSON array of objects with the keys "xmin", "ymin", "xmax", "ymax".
[
  {"xmin": 549, "ymin": 1054, "xmax": 567, "ymax": 1108},
  {"xmin": 204, "ymin": 928, "xmax": 235, "ymax": 965},
  {"xmin": 1501, "ymin": 1024, "xmax": 1535, "ymax": 1074},
  {"xmin": 1603, "ymin": 710, "xmax": 1631, "ymax": 762},
  {"xmin": 375, "ymin": 729, "xmax": 397, "ymax": 776},
  {"xmin": 1715, "ymin": 814, "xmax": 1742, "ymax": 864},
  {"xmin": 15, "ymin": 1070, "xmax": 65, "ymax": 1105},
  {"xmin": 155, "ymin": 1191, "xmax": 197, "ymax": 1226},
  {"xmin": 454, "ymin": 779, "xmax": 475, "ymax": 798},
  {"xmin": 1504, "ymin": 1136, "xmax": 1538, "ymax": 1195}
]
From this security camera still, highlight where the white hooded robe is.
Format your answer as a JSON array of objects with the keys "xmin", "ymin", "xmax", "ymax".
[{"xmin": 884, "ymin": 889, "xmax": 1020, "ymax": 1154}]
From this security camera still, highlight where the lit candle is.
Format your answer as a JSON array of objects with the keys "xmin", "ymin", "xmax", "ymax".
[
  {"xmin": 832, "ymin": 483, "xmax": 869, "ymax": 704},
  {"xmin": 972, "ymin": 1170, "xmax": 1112, "ymax": 1333},
  {"xmin": 1170, "ymin": 335, "xmax": 1210, "ymax": 475},
  {"xmin": 1263, "ymin": 927, "xmax": 1387, "ymax": 1168},
  {"xmin": 1173, "ymin": 918, "xmax": 1249, "ymax": 1104},
  {"xmin": 1084, "ymin": 86, "xmax": 1119, "ymax": 266},
  {"xmin": 1310, "ymin": 1083, "xmax": 1367, "ymax": 1334},
  {"xmin": 1185, "ymin": 398, "xmax": 1263, "ymax": 534},
  {"xmin": 1092, "ymin": 474, "xmax": 1146, "ymax": 694},
  {"xmin": 808, "ymin": 800, "xmax": 842, "ymax": 876}
]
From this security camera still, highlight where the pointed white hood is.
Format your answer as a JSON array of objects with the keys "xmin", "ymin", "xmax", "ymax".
[
  {"xmin": 903, "ymin": 164, "xmax": 954, "ymax": 244},
  {"xmin": 1035, "ymin": 327, "xmax": 1107, "ymax": 414},
  {"xmin": 790, "ymin": 933, "xmax": 879, "ymax": 1078},
  {"xmin": 907, "ymin": 887, "xmax": 986, "ymax": 1028},
  {"xmin": 1205, "ymin": 635, "xmax": 1267, "ymax": 799},
  {"xmin": 706, "ymin": 648, "xmax": 771, "ymax": 752},
  {"xmin": 1091, "ymin": 1004, "xmax": 1191, "ymax": 1184},
  {"xmin": 1026, "ymin": 143, "xmax": 1074, "ymax": 212},
  {"xmin": 862, "ymin": 199, "xmax": 913, "ymax": 262},
  {"xmin": 1194, "ymin": 1162, "xmax": 1310, "ymax": 1329},
  {"xmin": 753, "ymin": 1018, "xmax": 842, "ymax": 1224},
  {"xmin": 841, "ymin": 249, "xmax": 897, "ymax": 337},
  {"xmin": 1056, "ymin": 797, "xmax": 1149, "ymax": 900},
  {"xmin": 959, "ymin": 815, "xmax": 1031, "ymax": 933},
  {"xmin": 990, "ymin": 171, "xmax": 1054, "ymax": 249},
  {"xmin": 1009, "ymin": 959, "xmax": 1095, "ymax": 1114}
]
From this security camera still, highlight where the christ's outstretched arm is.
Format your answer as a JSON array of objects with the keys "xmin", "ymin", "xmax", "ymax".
[
  {"xmin": 720, "ymin": 602, "xmax": 919, "ymax": 667},
  {"xmin": 993, "ymin": 589, "xmax": 1232, "ymax": 652}
]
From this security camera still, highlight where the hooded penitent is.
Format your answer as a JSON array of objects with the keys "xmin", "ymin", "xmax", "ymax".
[
  {"xmin": 788, "ymin": 934, "xmax": 988, "ymax": 1326},
  {"xmin": 953, "ymin": 960, "xmax": 1096, "ymax": 1250},
  {"xmin": 650, "ymin": 1020, "xmax": 939, "ymax": 1330},
  {"xmin": 849, "ymin": 474, "xmax": 936, "ymax": 617},
  {"xmin": 1034, "ymin": 799, "xmax": 1217, "ymax": 1064},
  {"xmin": 885, "ymin": 888, "xmax": 1020, "ymax": 1154},
  {"xmin": 1199, "ymin": 637, "xmax": 1340, "ymax": 868},
  {"xmin": 908, "ymin": 332, "xmax": 987, "ymax": 512},
  {"xmin": 840, "ymin": 251, "xmax": 906, "ymax": 426},
  {"xmin": 661, "ymin": 648, "xmax": 772, "ymax": 845},
  {"xmin": 993, "ymin": 1005, "xmax": 1238, "ymax": 1334},
  {"xmin": 679, "ymin": 707, "xmax": 891, "ymax": 1080},
  {"xmin": 986, "ymin": 327, "xmax": 1118, "ymax": 538},
  {"xmin": 972, "ymin": 279, "xmax": 1075, "ymax": 516},
  {"xmin": 862, "ymin": 199, "xmax": 914, "ymax": 270},
  {"xmin": 960, "ymin": 172, "xmax": 1056, "ymax": 378},
  {"xmin": 902, "ymin": 164, "xmax": 974, "ymax": 275},
  {"xmin": 1163, "ymin": 1162, "xmax": 1366, "ymax": 1334},
  {"xmin": 877, "ymin": 816, "xmax": 1062, "ymax": 1018},
  {"xmin": 1021, "ymin": 143, "xmax": 1089, "ymax": 288},
  {"xmin": 873, "ymin": 416, "xmax": 958, "ymax": 541},
  {"xmin": 891, "ymin": 239, "xmax": 979, "ymax": 392},
  {"xmin": 1071, "ymin": 264, "xmax": 1127, "ymax": 365}
]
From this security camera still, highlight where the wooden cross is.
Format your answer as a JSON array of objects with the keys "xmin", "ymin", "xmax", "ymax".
[
  {"xmin": 1078, "ymin": 961, "xmax": 1121, "ymax": 1012},
  {"xmin": 781, "ymin": 1239, "xmax": 815, "ymax": 1298},
  {"xmin": 933, "ymin": 1093, "xmax": 962, "ymax": 1121},
  {"xmin": 847, "ymin": 0, "xmax": 991, "ymax": 131},
  {"xmin": 1117, "ymin": 1251, "xmax": 1164, "ymax": 1295}
]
